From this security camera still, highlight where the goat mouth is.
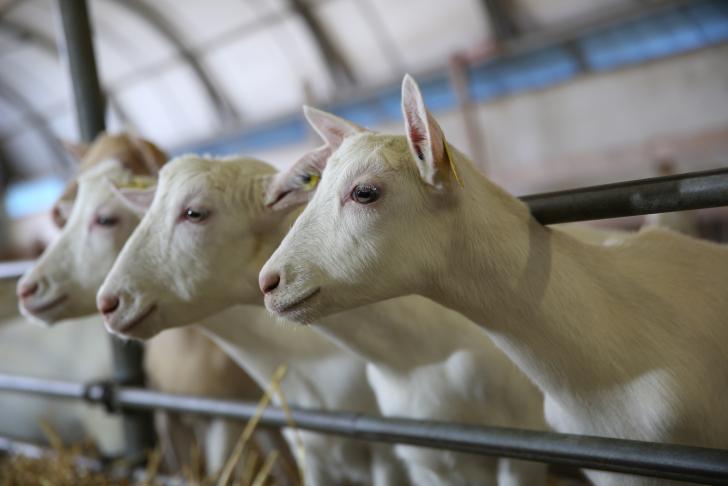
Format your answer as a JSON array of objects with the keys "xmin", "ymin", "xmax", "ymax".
[
  {"xmin": 116, "ymin": 304, "xmax": 157, "ymax": 334},
  {"xmin": 25, "ymin": 294, "xmax": 68, "ymax": 314},
  {"xmin": 276, "ymin": 288, "xmax": 321, "ymax": 314}
]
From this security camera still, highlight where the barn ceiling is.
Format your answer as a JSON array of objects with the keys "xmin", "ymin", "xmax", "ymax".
[{"xmin": 0, "ymin": 0, "xmax": 647, "ymax": 182}]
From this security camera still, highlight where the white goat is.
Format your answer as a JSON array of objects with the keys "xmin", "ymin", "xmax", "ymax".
[
  {"xmin": 260, "ymin": 75, "xmax": 728, "ymax": 486},
  {"xmin": 267, "ymin": 149, "xmax": 551, "ymax": 485},
  {"xmin": 15, "ymin": 133, "xmax": 269, "ymax": 476},
  {"xmin": 98, "ymin": 153, "xmax": 553, "ymax": 485},
  {"xmin": 96, "ymin": 156, "xmax": 408, "ymax": 486}
]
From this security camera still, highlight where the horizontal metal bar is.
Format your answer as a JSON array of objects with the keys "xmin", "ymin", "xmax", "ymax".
[
  {"xmin": 1, "ymin": 374, "xmax": 726, "ymax": 484},
  {"xmin": 521, "ymin": 167, "xmax": 728, "ymax": 224},
  {"xmin": 0, "ymin": 373, "xmax": 86, "ymax": 399},
  {"xmin": 0, "ymin": 260, "xmax": 33, "ymax": 280}
]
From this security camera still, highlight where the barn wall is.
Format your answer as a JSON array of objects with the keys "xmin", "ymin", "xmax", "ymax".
[{"xmin": 246, "ymin": 44, "xmax": 728, "ymax": 196}]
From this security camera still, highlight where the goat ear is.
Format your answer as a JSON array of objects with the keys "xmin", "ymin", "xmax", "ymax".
[
  {"xmin": 107, "ymin": 179, "xmax": 156, "ymax": 214},
  {"xmin": 126, "ymin": 132, "xmax": 168, "ymax": 175},
  {"xmin": 60, "ymin": 140, "xmax": 90, "ymax": 161},
  {"xmin": 264, "ymin": 145, "xmax": 332, "ymax": 212},
  {"xmin": 303, "ymin": 106, "xmax": 365, "ymax": 148},
  {"xmin": 401, "ymin": 74, "xmax": 450, "ymax": 188},
  {"xmin": 51, "ymin": 196, "xmax": 75, "ymax": 229}
]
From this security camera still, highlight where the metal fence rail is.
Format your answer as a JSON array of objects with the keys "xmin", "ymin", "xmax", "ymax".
[
  {"xmin": 523, "ymin": 167, "xmax": 728, "ymax": 224},
  {"xmin": 1, "ymin": 373, "xmax": 727, "ymax": 484},
  {"xmin": 0, "ymin": 260, "xmax": 34, "ymax": 280}
]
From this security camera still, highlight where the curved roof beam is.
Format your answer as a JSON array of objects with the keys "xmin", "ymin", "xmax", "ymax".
[
  {"xmin": 352, "ymin": 0, "xmax": 405, "ymax": 73},
  {"xmin": 0, "ymin": 76, "xmax": 73, "ymax": 174},
  {"xmin": 2, "ymin": 17, "xmax": 56, "ymax": 50},
  {"xmin": 0, "ymin": 17, "xmax": 134, "ymax": 128},
  {"xmin": 480, "ymin": 0, "xmax": 521, "ymax": 41},
  {"xmin": 108, "ymin": 0, "xmax": 240, "ymax": 124},
  {"xmin": 288, "ymin": 0, "xmax": 357, "ymax": 88},
  {"xmin": 0, "ymin": 0, "xmax": 23, "ymax": 19}
]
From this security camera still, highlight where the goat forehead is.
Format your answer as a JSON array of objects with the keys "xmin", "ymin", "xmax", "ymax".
[
  {"xmin": 161, "ymin": 157, "xmax": 207, "ymax": 185},
  {"xmin": 72, "ymin": 182, "xmax": 120, "ymax": 219},
  {"xmin": 163, "ymin": 154, "xmax": 274, "ymax": 176},
  {"xmin": 327, "ymin": 135, "xmax": 407, "ymax": 185},
  {"xmin": 78, "ymin": 160, "xmax": 149, "ymax": 199},
  {"xmin": 161, "ymin": 156, "xmax": 269, "ymax": 192}
]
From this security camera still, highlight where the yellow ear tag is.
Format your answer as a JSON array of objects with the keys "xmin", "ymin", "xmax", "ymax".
[
  {"xmin": 443, "ymin": 139, "xmax": 464, "ymax": 188},
  {"xmin": 302, "ymin": 173, "xmax": 320, "ymax": 192},
  {"xmin": 120, "ymin": 176, "xmax": 154, "ymax": 190}
]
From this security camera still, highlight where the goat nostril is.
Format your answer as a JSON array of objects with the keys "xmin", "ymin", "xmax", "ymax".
[
  {"xmin": 98, "ymin": 295, "xmax": 120, "ymax": 315},
  {"xmin": 260, "ymin": 273, "xmax": 281, "ymax": 294},
  {"xmin": 18, "ymin": 282, "xmax": 39, "ymax": 299}
]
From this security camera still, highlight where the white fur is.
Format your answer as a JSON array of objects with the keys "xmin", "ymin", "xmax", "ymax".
[
  {"xmin": 319, "ymin": 298, "xmax": 549, "ymax": 486},
  {"xmin": 260, "ymin": 75, "xmax": 728, "ymax": 485},
  {"xmin": 644, "ymin": 211, "xmax": 700, "ymax": 238},
  {"xmin": 97, "ymin": 155, "xmax": 407, "ymax": 486},
  {"xmin": 16, "ymin": 156, "xmax": 257, "ymax": 475}
]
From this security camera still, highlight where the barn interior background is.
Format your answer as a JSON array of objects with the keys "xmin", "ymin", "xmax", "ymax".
[
  {"xmin": 0, "ymin": 0, "xmax": 728, "ymax": 483},
  {"xmin": 1, "ymin": 0, "xmax": 727, "ymax": 257}
]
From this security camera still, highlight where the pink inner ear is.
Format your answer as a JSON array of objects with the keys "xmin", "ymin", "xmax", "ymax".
[
  {"xmin": 324, "ymin": 124, "xmax": 345, "ymax": 142},
  {"xmin": 51, "ymin": 202, "xmax": 69, "ymax": 229},
  {"xmin": 404, "ymin": 99, "xmax": 428, "ymax": 160},
  {"xmin": 408, "ymin": 124, "xmax": 426, "ymax": 160}
]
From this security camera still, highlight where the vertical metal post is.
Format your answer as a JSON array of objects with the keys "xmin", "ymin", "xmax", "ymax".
[
  {"xmin": 449, "ymin": 55, "xmax": 489, "ymax": 173},
  {"xmin": 56, "ymin": 0, "xmax": 155, "ymax": 462}
]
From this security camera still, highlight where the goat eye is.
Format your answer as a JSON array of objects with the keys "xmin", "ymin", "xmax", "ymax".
[
  {"xmin": 351, "ymin": 184, "xmax": 380, "ymax": 204},
  {"xmin": 95, "ymin": 215, "xmax": 119, "ymax": 227},
  {"xmin": 183, "ymin": 208, "xmax": 209, "ymax": 223}
]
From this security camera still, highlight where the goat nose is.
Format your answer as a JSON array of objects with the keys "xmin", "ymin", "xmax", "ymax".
[
  {"xmin": 18, "ymin": 281, "xmax": 38, "ymax": 299},
  {"xmin": 259, "ymin": 272, "xmax": 281, "ymax": 294},
  {"xmin": 98, "ymin": 295, "xmax": 120, "ymax": 315}
]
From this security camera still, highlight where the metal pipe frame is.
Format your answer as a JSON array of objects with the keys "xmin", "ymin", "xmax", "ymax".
[
  {"xmin": 0, "ymin": 260, "xmax": 32, "ymax": 280},
  {"xmin": 107, "ymin": 0, "xmax": 240, "ymax": 124},
  {"xmin": 288, "ymin": 0, "xmax": 357, "ymax": 88},
  {"xmin": 56, "ymin": 0, "xmax": 105, "ymax": 142},
  {"xmin": 0, "ymin": 373, "xmax": 726, "ymax": 484},
  {"xmin": 0, "ymin": 16, "xmax": 133, "ymax": 130},
  {"xmin": 0, "ymin": 77, "xmax": 73, "ymax": 173},
  {"xmin": 55, "ymin": 0, "xmax": 154, "ymax": 462},
  {"xmin": 522, "ymin": 167, "xmax": 728, "ymax": 224}
]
